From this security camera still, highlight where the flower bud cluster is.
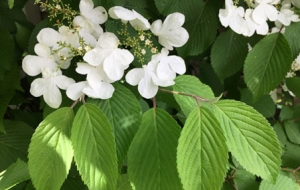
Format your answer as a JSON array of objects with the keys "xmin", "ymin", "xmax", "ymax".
[
  {"xmin": 219, "ymin": 0, "xmax": 300, "ymax": 36},
  {"xmin": 23, "ymin": 0, "xmax": 189, "ymax": 108}
]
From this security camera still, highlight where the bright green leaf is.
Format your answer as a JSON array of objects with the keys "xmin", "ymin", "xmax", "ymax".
[
  {"xmin": 0, "ymin": 120, "xmax": 33, "ymax": 171},
  {"xmin": 213, "ymin": 100, "xmax": 281, "ymax": 182},
  {"xmin": 286, "ymin": 77, "xmax": 300, "ymax": 98},
  {"xmin": 128, "ymin": 108, "xmax": 182, "ymax": 190},
  {"xmin": 211, "ymin": 29, "xmax": 248, "ymax": 80},
  {"xmin": 177, "ymin": 107, "xmax": 228, "ymax": 190},
  {"xmin": 284, "ymin": 121, "xmax": 300, "ymax": 145},
  {"xmin": 117, "ymin": 174, "xmax": 132, "ymax": 190},
  {"xmin": 71, "ymin": 104, "xmax": 118, "ymax": 190},
  {"xmin": 87, "ymin": 83, "xmax": 142, "ymax": 170},
  {"xmin": 284, "ymin": 22, "xmax": 300, "ymax": 60},
  {"xmin": 259, "ymin": 173, "xmax": 298, "ymax": 190},
  {"xmin": 28, "ymin": 107, "xmax": 74, "ymax": 190},
  {"xmin": 0, "ymin": 159, "xmax": 30, "ymax": 190},
  {"xmin": 173, "ymin": 75, "xmax": 215, "ymax": 116},
  {"xmin": 8, "ymin": 0, "xmax": 14, "ymax": 9},
  {"xmin": 244, "ymin": 33, "xmax": 292, "ymax": 100}
]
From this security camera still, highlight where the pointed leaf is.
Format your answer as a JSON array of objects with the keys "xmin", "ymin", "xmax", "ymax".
[
  {"xmin": 259, "ymin": 173, "xmax": 298, "ymax": 190},
  {"xmin": 211, "ymin": 29, "xmax": 248, "ymax": 80},
  {"xmin": 244, "ymin": 33, "xmax": 292, "ymax": 100},
  {"xmin": 284, "ymin": 22, "xmax": 300, "ymax": 60},
  {"xmin": 284, "ymin": 121, "xmax": 300, "ymax": 145},
  {"xmin": 0, "ymin": 120, "xmax": 33, "ymax": 171},
  {"xmin": 28, "ymin": 107, "xmax": 74, "ymax": 190},
  {"xmin": 213, "ymin": 100, "xmax": 281, "ymax": 182},
  {"xmin": 177, "ymin": 107, "xmax": 228, "ymax": 190},
  {"xmin": 87, "ymin": 83, "xmax": 142, "ymax": 170},
  {"xmin": 0, "ymin": 159, "xmax": 30, "ymax": 190},
  {"xmin": 173, "ymin": 75, "xmax": 215, "ymax": 116},
  {"xmin": 128, "ymin": 108, "xmax": 182, "ymax": 190},
  {"xmin": 71, "ymin": 104, "xmax": 118, "ymax": 190}
]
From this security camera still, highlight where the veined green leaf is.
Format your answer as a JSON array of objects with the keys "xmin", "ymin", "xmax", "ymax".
[
  {"xmin": 117, "ymin": 174, "xmax": 132, "ymax": 190},
  {"xmin": 177, "ymin": 107, "xmax": 228, "ymax": 190},
  {"xmin": 0, "ymin": 120, "xmax": 33, "ymax": 171},
  {"xmin": 244, "ymin": 33, "xmax": 292, "ymax": 100},
  {"xmin": 259, "ymin": 173, "xmax": 298, "ymax": 190},
  {"xmin": 211, "ymin": 29, "xmax": 248, "ymax": 80},
  {"xmin": 87, "ymin": 83, "xmax": 142, "ymax": 170},
  {"xmin": 286, "ymin": 77, "xmax": 300, "ymax": 98},
  {"xmin": 71, "ymin": 104, "xmax": 118, "ymax": 190},
  {"xmin": 213, "ymin": 100, "xmax": 281, "ymax": 182},
  {"xmin": 233, "ymin": 168, "xmax": 259, "ymax": 190},
  {"xmin": 173, "ymin": 75, "xmax": 215, "ymax": 116},
  {"xmin": 284, "ymin": 121, "xmax": 300, "ymax": 145},
  {"xmin": 0, "ymin": 90, "xmax": 14, "ymax": 133},
  {"xmin": 28, "ymin": 107, "xmax": 74, "ymax": 190},
  {"xmin": 0, "ymin": 159, "xmax": 30, "ymax": 190},
  {"xmin": 128, "ymin": 108, "xmax": 182, "ymax": 190},
  {"xmin": 284, "ymin": 22, "xmax": 300, "ymax": 60}
]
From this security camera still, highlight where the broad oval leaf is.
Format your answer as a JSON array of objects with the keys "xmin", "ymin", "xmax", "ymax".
[
  {"xmin": 177, "ymin": 107, "xmax": 228, "ymax": 190},
  {"xmin": 128, "ymin": 108, "xmax": 182, "ymax": 190},
  {"xmin": 28, "ymin": 107, "xmax": 74, "ymax": 190},
  {"xmin": 244, "ymin": 33, "xmax": 292, "ymax": 100},
  {"xmin": 173, "ymin": 75, "xmax": 215, "ymax": 116},
  {"xmin": 211, "ymin": 29, "xmax": 248, "ymax": 80},
  {"xmin": 213, "ymin": 100, "xmax": 281, "ymax": 182},
  {"xmin": 284, "ymin": 22, "xmax": 300, "ymax": 60},
  {"xmin": 259, "ymin": 173, "xmax": 298, "ymax": 190},
  {"xmin": 71, "ymin": 104, "xmax": 118, "ymax": 190},
  {"xmin": 87, "ymin": 82, "xmax": 142, "ymax": 170},
  {"xmin": 284, "ymin": 121, "xmax": 300, "ymax": 145}
]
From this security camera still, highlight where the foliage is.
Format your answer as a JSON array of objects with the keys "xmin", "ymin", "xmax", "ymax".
[{"xmin": 1, "ymin": 0, "xmax": 300, "ymax": 189}]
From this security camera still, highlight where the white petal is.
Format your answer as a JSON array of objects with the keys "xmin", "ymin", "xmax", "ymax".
[
  {"xmin": 255, "ymin": 21, "xmax": 269, "ymax": 35},
  {"xmin": 30, "ymin": 78, "xmax": 46, "ymax": 97},
  {"xmin": 163, "ymin": 13, "xmax": 185, "ymax": 30},
  {"xmin": 159, "ymin": 27, "xmax": 189, "ymax": 49},
  {"xmin": 108, "ymin": 6, "xmax": 135, "ymax": 20},
  {"xmin": 138, "ymin": 74, "xmax": 158, "ymax": 99},
  {"xmin": 34, "ymin": 43, "xmax": 51, "ymax": 58},
  {"xmin": 86, "ymin": 66, "xmax": 107, "ymax": 89},
  {"xmin": 84, "ymin": 6, "xmax": 108, "ymax": 24},
  {"xmin": 157, "ymin": 60, "xmax": 176, "ymax": 81},
  {"xmin": 166, "ymin": 56, "xmax": 186, "ymax": 74},
  {"xmin": 66, "ymin": 81, "xmax": 88, "ymax": 100},
  {"xmin": 252, "ymin": 4, "xmax": 268, "ymax": 24},
  {"xmin": 103, "ymin": 54, "xmax": 125, "ymax": 81},
  {"xmin": 37, "ymin": 28, "xmax": 61, "ymax": 47},
  {"xmin": 265, "ymin": 4, "xmax": 278, "ymax": 21},
  {"xmin": 130, "ymin": 10, "xmax": 150, "ymax": 30},
  {"xmin": 22, "ymin": 55, "xmax": 45, "ymax": 76},
  {"xmin": 97, "ymin": 32, "xmax": 118, "ymax": 49},
  {"xmin": 150, "ymin": 19, "xmax": 163, "ymax": 36},
  {"xmin": 79, "ymin": 0, "xmax": 94, "ymax": 16},
  {"xmin": 55, "ymin": 75, "xmax": 75, "ymax": 90},
  {"xmin": 125, "ymin": 68, "xmax": 144, "ymax": 85},
  {"xmin": 43, "ymin": 79, "xmax": 62, "ymax": 108},
  {"xmin": 83, "ymin": 48, "xmax": 107, "ymax": 66},
  {"xmin": 76, "ymin": 62, "xmax": 93, "ymax": 75},
  {"xmin": 80, "ymin": 32, "xmax": 97, "ymax": 47},
  {"xmin": 83, "ymin": 82, "xmax": 114, "ymax": 99}
]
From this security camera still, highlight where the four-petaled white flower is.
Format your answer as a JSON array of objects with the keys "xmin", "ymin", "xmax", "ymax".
[
  {"xmin": 30, "ymin": 68, "xmax": 75, "ymax": 108},
  {"xmin": 108, "ymin": 6, "xmax": 150, "ymax": 30},
  {"xmin": 151, "ymin": 12, "xmax": 189, "ymax": 50},
  {"xmin": 244, "ymin": 9, "xmax": 269, "ymax": 36},
  {"xmin": 73, "ymin": 0, "xmax": 108, "ymax": 38},
  {"xmin": 252, "ymin": 0, "xmax": 279, "ymax": 25},
  {"xmin": 83, "ymin": 32, "xmax": 134, "ymax": 81}
]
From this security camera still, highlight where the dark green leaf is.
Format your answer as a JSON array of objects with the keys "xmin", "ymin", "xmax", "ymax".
[
  {"xmin": 284, "ymin": 22, "xmax": 300, "ymax": 60},
  {"xmin": 286, "ymin": 77, "xmax": 300, "ymax": 98},
  {"xmin": 284, "ymin": 121, "xmax": 300, "ymax": 145}
]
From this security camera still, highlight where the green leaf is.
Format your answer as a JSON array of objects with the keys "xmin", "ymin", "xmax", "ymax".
[
  {"xmin": 117, "ymin": 174, "xmax": 132, "ymax": 190},
  {"xmin": 284, "ymin": 121, "xmax": 300, "ymax": 145},
  {"xmin": 128, "ymin": 108, "xmax": 182, "ymax": 190},
  {"xmin": 28, "ymin": 107, "xmax": 74, "ymax": 190},
  {"xmin": 211, "ymin": 29, "xmax": 248, "ymax": 80},
  {"xmin": 213, "ymin": 100, "xmax": 281, "ymax": 182},
  {"xmin": 0, "ymin": 90, "xmax": 14, "ymax": 133},
  {"xmin": 8, "ymin": 0, "xmax": 14, "ymax": 9},
  {"xmin": 240, "ymin": 88, "xmax": 276, "ymax": 118},
  {"xmin": 177, "ymin": 3, "xmax": 218, "ymax": 57},
  {"xmin": 87, "ymin": 83, "xmax": 142, "ymax": 170},
  {"xmin": 259, "ymin": 173, "xmax": 298, "ymax": 190},
  {"xmin": 61, "ymin": 164, "xmax": 87, "ymax": 190},
  {"xmin": 15, "ymin": 23, "xmax": 32, "ymax": 51},
  {"xmin": 286, "ymin": 77, "xmax": 300, "ymax": 98},
  {"xmin": 279, "ymin": 106, "xmax": 294, "ymax": 121},
  {"xmin": 284, "ymin": 22, "xmax": 300, "ymax": 60},
  {"xmin": 0, "ymin": 159, "xmax": 30, "ymax": 190},
  {"xmin": 233, "ymin": 168, "xmax": 259, "ymax": 190},
  {"xmin": 71, "ymin": 104, "xmax": 118, "ymax": 190},
  {"xmin": 0, "ymin": 120, "xmax": 33, "ymax": 171},
  {"xmin": 177, "ymin": 107, "xmax": 228, "ymax": 190},
  {"xmin": 244, "ymin": 33, "xmax": 292, "ymax": 100},
  {"xmin": 173, "ymin": 75, "xmax": 215, "ymax": 116},
  {"xmin": 0, "ymin": 27, "xmax": 14, "ymax": 76}
]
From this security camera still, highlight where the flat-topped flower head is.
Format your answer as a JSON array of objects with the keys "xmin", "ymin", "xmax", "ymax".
[
  {"xmin": 108, "ymin": 6, "xmax": 150, "ymax": 30},
  {"xmin": 151, "ymin": 12, "xmax": 189, "ymax": 50},
  {"xmin": 83, "ymin": 32, "xmax": 134, "ymax": 81},
  {"xmin": 73, "ymin": 0, "xmax": 108, "ymax": 38},
  {"xmin": 30, "ymin": 68, "xmax": 75, "ymax": 108}
]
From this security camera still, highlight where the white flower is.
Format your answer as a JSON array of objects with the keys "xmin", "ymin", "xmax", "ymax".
[
  {"xmin": 252, "ymin": 0, "xmax": 279, "ymax": 25},
  {"xmin": 219, "ymin": 0, "xmax": 247, "ymax": 35},
  {"xmin": 244, "ymin": 9, "xmax": 269, "ymax": 36},
  {"xmin": 30, "ymin": 68, "xmax": 75, "ymax": 108},
  {"xmin": 276, "ymin": 0, "xmax": 300, "ymax": 26},
  {"xmin": 83, "ymin": 32, "xmax": 134, "ymax": 81},
  {"xmin": 108, "ymin": 6, "xmax": 150, "ymax": 30},
  {"xmin": 292, "ymin": 0, "xmax": 300, "ymax": 8},
  {"xmin": 151, "ymin": 13, "xmax": 189, "ymax": 50},
  {"xmin": 73, "ymin": 0, "xmax": 108, "ymax": 38}
]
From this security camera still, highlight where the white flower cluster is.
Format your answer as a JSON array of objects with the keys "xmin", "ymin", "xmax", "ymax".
[
  {"xmin": 22, "ymin": 0, "xmax": 189, "ymax": 108},
  {"xmin": 219, "ymin": 0, "xmax": 300, "ymax": 36}
]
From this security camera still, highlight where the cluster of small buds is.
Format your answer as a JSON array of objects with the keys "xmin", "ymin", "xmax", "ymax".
[{"xmin": 23, "ymin": 0, "xmax": 189, "ymax": 108}]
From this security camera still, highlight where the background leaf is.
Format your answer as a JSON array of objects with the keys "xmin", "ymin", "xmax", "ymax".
[
  {"xmin": 286, "ymin": 77, "xmax": 300, "ymax": 98},
  {"xmin": 87, "ymin": 83, "xmax": 142, "ymax": 170},
  {"xmin": 244, "ymin": 33, "xmax": 292, "ymax": 100},
  {"xmin": 0, "ymin": 27, "xmax": 14, "ymax": 77},
  {"xmin": 284, "ymin": 22, "xmax": 300, "ymax": 60},
  {"xmin": 177, "ymin": 107, "xmax": 228, "ymax": 190},
  {"xmin": 284, "ymin": 121, "xmax": 300, "ymax": 145},
  {"xmin": 28, "ymin": 107, "xmax": 74, "ymax": 190},
  {"xmin": 211, "ymin": 29, "xmax": 248, "ymax": 81},
  {"xmin": 71, "ymin": 104, "xmax": 118, "ymax": 190},
  {"xmin": 213, "ymin": 100, "xmax": 281, "ymax": 182},
  {"xmin": 259, "ymin": 173, "xmax": 298, "ymax": 190},
  {"xmin": 128, "ymin": 108, "xmax": 182, "ymax": 190}
]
